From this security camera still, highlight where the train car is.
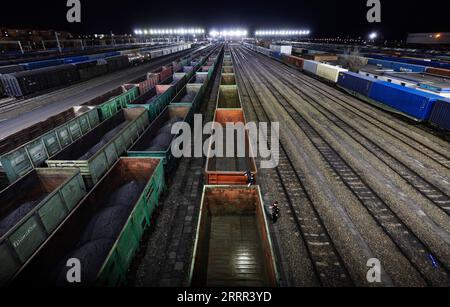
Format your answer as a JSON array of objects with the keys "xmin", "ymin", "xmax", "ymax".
[
  {"xmin": 164, "ymin": 72, "xmax": 188, "ymax": 94},
  {"xmin": 0, "ymin": 64, "xmax": 80, "ymax": 97},
  {"xmin": 45, "ymin": 108, "xmax": 149, "ymax": 188},
  {"xmin": 337, "ymin": 71, "xmax": 377, "ymax": 98},
  {"xmin": 12, "ymin": 157, "xmax": 165, "ymax": 286},
  {"xmin": 303, "ymin": 60, "xmax": 319, "ymax": 75},
  {"xmin": 217, "ymin": 85, "xmax": 242, "ymax": 109},
  {"xmin": 0, "ymin": 106, "xmax": 100, "ymax": 187},
  {"xmin": 73, "ymin": 59, "xmax": 109, "ymax": 81},
  {"xmin": 0, "ymin": 168, "xmax": 86, "ymax": 285},
  {"xmin": 220, "ymin": 73, "xmax": 236, "ymax": 86},
  {"xmin": 170, "ymin": 83, "xmax": 204, "ymax": 112},
  {"xmin": 151, "ymin": 66, "xmax": 173, "ymax": 84},
  {"xmin": 105, "ymin": 55, "xmax": 129, "ymax": 73},
  {"xmin": 82, "ymin": 85, "xmax": 139, "ymax": 121},
  {"xmin": 368, "ymin": 81, "xmax": 442, "ymax": 121},
  {"xmin": 429, "ymin": 99, "xmax": 450, "ymax": 131},
  {"xmin": 281, "ymin": 54, "xmax": 304, "ymax": 69},
  {"xmin": 367, "ymin": 58, "xmax": 427, "ymax": 73},
  {"xmin": 189, "ymin": 185, "xmax": 278, "ymax": 287},
  {"xmin": 0, "ymin": 65, "xmax": 24, "ymax": 75},
  {"xmin": 127, "ymin": 106, "xmax": 192, "ymax": 172},
  {"xmin": 316, "ymin": 63, "xmax": 348, "ymax": 83},
  {"xmin": 205, "ymin": 109, "xmax": 257, "ymax": 185},
  {"xmin": 20, "ymin": 59, "xmax": 65, "ymax": 71},
  {"xmin": 127, "ymin": 85, "xmax": 175, "ymax": 120},
  {"xmin": 426, "ymin": 67, "xmax": 450, "ymax": 78}
]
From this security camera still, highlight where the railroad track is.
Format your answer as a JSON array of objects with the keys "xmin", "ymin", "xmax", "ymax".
[
  {"xmin": 233, "ymin": 46, "xmax": 450, "ymax": 286},
  {"xmin": 239, "ymin": 48, "xmax": 450, "ymax": 217},
  {"xmin": 232, "ymin": 47, "xmax": 354, "ymax": 287},
  {"xmin": 0, "ymin": 46, "xmax": 208, "ymax": 114},
  {"xmin": 253, "ymin": 49, "xmax": 450, "ymax": 171}
]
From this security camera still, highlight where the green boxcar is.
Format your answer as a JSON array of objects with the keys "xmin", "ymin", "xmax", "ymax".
[
  {"xmin": 128, "ymin": 106, "xmax": 192, "ymax": 172},
  {"xmin": 0, "ymin": 168, "xmax": 86, "ymax": 285},
  {"xmin": 127, "ymin": 85, "xmax": 175, "ymax": 121},
  {"xmin": 0, "ymin": 107, "xmax": 100, "ymax": 186},
  {"xmin": 46, "ymin": 108, "xmax": 149, "ymax": 188},
  {"xmin": 83, "ymin": 86, "xmax": 139, "ymax": 121},
  {"xmin": 12, "ymin": 157, "xmax": 165, "ymax": 286}
]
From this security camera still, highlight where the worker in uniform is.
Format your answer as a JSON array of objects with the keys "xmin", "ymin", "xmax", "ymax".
[
  {"xmin": 271, "ymin": 201, "xmax": 280, "ymax": 223},
  {"xmin": 244, "ymin": 170, "xmax": 255, "ymax": 187}
]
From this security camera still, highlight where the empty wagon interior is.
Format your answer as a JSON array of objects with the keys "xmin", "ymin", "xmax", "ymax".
[
  {"xmin": 191, "ymin": 187, "xmax": 277, "ymax": 287},
  {"xmin": 220, "ymin": 74, "xmax": 236, "ymax": 85},
  {"xmin": 217, "ymin": 85, "xmax": 241, "ymax": 108}
]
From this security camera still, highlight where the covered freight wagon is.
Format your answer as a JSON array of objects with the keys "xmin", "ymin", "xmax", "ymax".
[
  {"xmin": 12, "ymin": 157, "xmax": 165, "ymax": 286},
  {"xmin": 189, "ymin": 186, "xmax": 278, "ymax": 287},
  {"xmin": 337, "ymin": 71, "xmax": 376, "ymax": 98},
  {"xmin": 45, "ymin": 108, "xmax": 149, "ymax": 188},
  {"xmin": 0, "ymin": 64, "xmax": 80, "ymax": 97},
  {"xmin": 0, "ymin": 168, "xmax": 86, "ymax": 285}
]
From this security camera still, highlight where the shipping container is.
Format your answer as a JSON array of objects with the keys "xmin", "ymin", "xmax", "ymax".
[
  {"xmin": 316, "ymin": 63, "xmax": 348, "ymax": 83},
  {"xmin": 217, "ymin": 85, "xmax": 242, "ymax": 109},
  {"xmin": 0, "ymin": 106, "xmax": 100, "ymax": 186},
  {"xmin": 205, "ymin": 109, "xmax": 257, "ymax": 185},
  {"xmin": 46, "ymin": 108, "xmax": 149, "ymax": 188},
  {"xmin": 0, "ymin": 168, "xmax": 86, "ymax": 285},
  {"xmin": 75, "ymin": 61, "xmax": 108, "ymax": 81},
  {"xmin": 368, "ymin": 81, "xmax": 442, "ymax": 121},
  {"xmin": 426, "ymin": 67, "xmax": 450, "ymax": 78},
  {"xmin": 429, "ymin": 99, "xmax": 450, "ymax": 131},
  {"xmin": 189, "ymin": 185, "xmax": 278, "ymax": 287},
  {"xmin": 127, "ymin": 85, "xmax": 175, "ymax": 120},
  {"xmin": 13, "ymin": 157, "xmax": 165, "ymax": 286},
  {"xmin": 128, "ymin": 106, "xmax": 192, "ymax": 172},
  {"xmin": 303, "ymin": 60, "xmax": 319, "ymax": 75},
  {"xmin": 281, "ymin": 54, "xmax": 304, "ymax": 69},
  {"xmin": 270, "ymin": 45, "xmax": 292, "ymax": 55},
  {"xmin": 171, "ymin": 83, "xmax": 204, "ymax": 111},
  {"xmin": 337, "ymin": 71, "xmax": 376, "ymax": 98},
  {"xmin": 220, "ymin": 73, "xmax": 236, "ymax": 85}
]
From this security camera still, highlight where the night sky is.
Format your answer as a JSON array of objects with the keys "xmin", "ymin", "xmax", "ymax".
[{"xmin": 0, "ymin": 0, "xmax": 448, "ymax": 40}]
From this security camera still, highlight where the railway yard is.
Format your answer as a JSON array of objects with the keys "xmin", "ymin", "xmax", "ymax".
[{"xmin": 1, "ymin": 38, "xmax": 450, "ymax": 288}]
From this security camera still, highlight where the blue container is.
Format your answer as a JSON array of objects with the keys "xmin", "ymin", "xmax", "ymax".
[
  {"xmin": 390, "ymin": 62, "xmax": 426, "ymax": 73},
  {"xmin": 270, "ymin": 51, "xmax": 283, "ymax": 60},
  {"xmin": 63, "ymin": 56, "xmax": 90, "ymax": 64},
  {"xmin": 429, "ymin": 99, "xmax": 450, "ymax": 131},
  {"xmin": 20, "ymin": 59, "xmax": 64, "ymax": 70},
  {"xmin": 369, "ymin": 81, "xmax": 442, "ymax": 121},
  {"xmin": 337, "ymin": 71, "xmax": 376, "ymax": 97}
]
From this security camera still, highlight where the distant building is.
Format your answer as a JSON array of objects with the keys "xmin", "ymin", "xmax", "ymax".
[{"xmin": 407, "ymin": 33, "xmax": 450, "ymax": 45}]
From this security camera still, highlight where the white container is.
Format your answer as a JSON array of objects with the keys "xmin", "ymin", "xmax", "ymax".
[
  {"xmin": 303, "ymin": 60, "xmax": 319, "ymax": 74},
  {"xmin": 316, "ymin": 63, "xmax": 348, "ymax": 83},
  {"xmin": 270, "ymin": 45, "xmax": 292, "ymax": 55}
]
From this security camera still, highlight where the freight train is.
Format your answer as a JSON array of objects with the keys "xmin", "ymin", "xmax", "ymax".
[
  {"xmin": 0, "ymin": 44, "xmax": 192, "ymax": 98},
  {"xmin": 189, "ymin": 46, "xmax": 279, "ymax": 287},
  {"xmin": 243, "ymin": 43, "xmax": 450, "ymax": 132},
  {"xmin": 0, "ymin": 44, "xmax": 222, "ymax": 286}
]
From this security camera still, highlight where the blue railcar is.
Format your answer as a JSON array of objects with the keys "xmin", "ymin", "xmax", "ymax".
[
  {"xmin": 20, "ymin": 59, "xmax": 65, "ymax": 70},
  {"xmin": 368, "ymin": 54, "xmax": 450, "ymax": 70},
  {"xmin": 368, "ymin": 58, "xmax": 426, "ymax": 73},
  {"xmin": 369, "ymin": 81, "xmax": 442, "ymax": 121},
  {"xmin": 63, "ymin": 56, "xmax": 90, "ymax": 64},
  {"xmin": 429, "ymin": 99, "xmax": 450, "ymax": 131},
  {"xmin": 337, "ymin": 71, "xmax": 376, "ymax": 97},
  {"xmin": 270, "ymin": 51, "xmax": 283, "ymax": 60}
]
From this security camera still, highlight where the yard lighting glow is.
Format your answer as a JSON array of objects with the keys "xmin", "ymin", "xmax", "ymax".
[
  {"xmin": 369, "ymin": 32, "xmax": 378, "ymax": 40},
  {"xmin": 133, "ymin": 28, "xmax": 205, "ymax": 35},
  {"xmin": 255, "ymin": 29, "xmax": 311, "ymax": 36},
  {"xmin": 209, "ymin": 29, "xmax": 248, "ymax": 38}
]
